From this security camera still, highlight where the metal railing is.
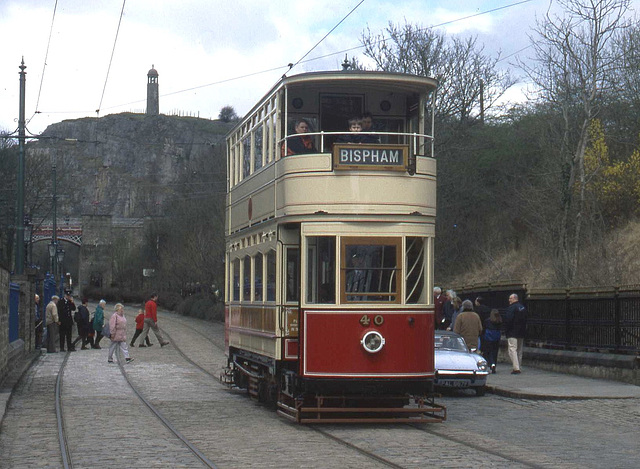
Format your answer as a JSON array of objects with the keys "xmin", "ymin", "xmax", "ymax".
[{"xmin": 452, "ymin": 283, "xmax": 640, "ymax": 354}]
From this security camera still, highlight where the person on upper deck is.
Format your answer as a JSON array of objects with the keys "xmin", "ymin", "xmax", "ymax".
[
  {"xmin": 336, "ymin": 117, "xmax": 365, "ymax": 144},
  {"xmin": 281, "ymin": 118, "xmax": 317, "ymax": 157},
  {"xmin": 360, "ymin": 111, "xmax": 380, "ymax": 143}
]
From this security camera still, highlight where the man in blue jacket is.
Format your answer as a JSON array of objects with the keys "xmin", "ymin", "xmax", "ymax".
[{"xmin": 504, "ymin": 293, "xmax": 527, "ymax": 374}]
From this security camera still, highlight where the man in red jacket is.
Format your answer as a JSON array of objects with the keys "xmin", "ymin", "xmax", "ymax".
[{"xmin": 137, "ymin": 293, "xmax": 169, "ymax": 347}]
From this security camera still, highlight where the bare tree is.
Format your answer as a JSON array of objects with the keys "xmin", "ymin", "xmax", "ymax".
[
  {"xmin": 519, "ymin": 0, "xmax": 630, "ymax": 284},
  {"xmin": 361, "ymin": 22, "xmax": 515, "ymax": 125}
]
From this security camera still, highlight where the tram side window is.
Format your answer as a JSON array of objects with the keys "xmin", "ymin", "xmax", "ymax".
[
  {"xmin": 243, "ymin": 256, "xmax": 251, "ymax": 301},
  {"xmin": 406, "ymin": 237, "xmax": 427, "ymax": 304},
  {"xmin": 254, "ymin": 253, "xmax": 263, "ymax": 301},
  {"xmin": 306, "ymin": 236, "xmax": 336, "ymax": 304},
  {"xmin": 286, "ymin": 247, "xmax": 300, "ymax": 303},
  {"xmin": 232, "ymin": 258, "xmax": 240, "ymax": 301},
  {"xmin": 342, "ymin": 238, "xmax": 400, "ymax": 303},
  {"xmin": 267, "ymin": 250, "xmax": 276, "ymax": 301}
]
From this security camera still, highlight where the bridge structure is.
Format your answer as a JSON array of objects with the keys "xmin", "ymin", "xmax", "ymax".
[{"xmin": 27, "ymin": 215, "xmax": 145, "ymax": 293}]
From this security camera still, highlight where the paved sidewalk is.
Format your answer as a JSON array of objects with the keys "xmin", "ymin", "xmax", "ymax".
[{"xmin": 486, "ymin": 365, "xmax": 640, "ymax": 399}]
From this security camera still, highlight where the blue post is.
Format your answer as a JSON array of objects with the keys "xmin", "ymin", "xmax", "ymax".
[
  {"xmin": 9, "ymin": 282, "xmax": 20, "ymax": 342},
  {"xmin": 44, "ymin": 273, "xmax": 56, "ymax": 305}
]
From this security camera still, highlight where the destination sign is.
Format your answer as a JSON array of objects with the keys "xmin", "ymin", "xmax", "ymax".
[{"xmin": 333, "ymin": 144, "xmax": 409, "ymax": 171}]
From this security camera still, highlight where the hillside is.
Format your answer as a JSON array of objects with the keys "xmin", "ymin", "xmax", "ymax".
[{"xmin": 27, "ymin": 113, "xmax": 232, "ymax": 219}]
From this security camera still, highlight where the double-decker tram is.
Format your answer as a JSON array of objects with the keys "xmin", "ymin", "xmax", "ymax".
[{"xmin": 222, "ymin": 70, "xmax": 445, "ymax": 423}]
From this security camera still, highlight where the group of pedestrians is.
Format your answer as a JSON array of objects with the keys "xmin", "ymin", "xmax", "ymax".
[
  {"xmin": 42, "ymin": 291, "xmax": 169, "ymax": 364},
  {"xmin": 433, "ymin": 287, "xmax": 528, "ymax": 375}
]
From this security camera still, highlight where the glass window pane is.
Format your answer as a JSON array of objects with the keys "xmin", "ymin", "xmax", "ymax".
[
  {"xmin": 306, "ymin": 236, "xmax": 336, "ymax": 304},
  {"xmin": 254, "ymin": 253, "xmax": 263, "ymax": 301},
  {"xmin": 254, "ymin": 126, "xmax": 263, "ymax": 171},
  {"xmin": 242, "ymin": 135, "xmax": 251, "ymax": 178},
  {"xmin": 344, "ymin": 242, "xmax": 398, "ymax": 302},
  {"xmin": 243, "ymin": 256, "xmax": 251, "ymax": 301},
  {"xmin": 286, "ymin": 248, "xmax": 300, "ymax": 303},
  {"xmin": 406, "ymin": 237, "xmax": 426, "ymax": 304},
  {"xmin": 232, "ymin": 258, "xmax": 240, "ymax": 301},
  {"xmin": 267, "ymin": 250, "xmax": 276, "ymax": 301}
]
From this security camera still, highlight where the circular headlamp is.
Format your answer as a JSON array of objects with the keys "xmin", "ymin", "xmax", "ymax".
[{"xmin": 361, "ymin": 331, "xmax": 385, "ymax": 353}]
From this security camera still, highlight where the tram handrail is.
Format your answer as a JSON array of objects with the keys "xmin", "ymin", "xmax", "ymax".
[{"xmin": 280, "ymin": 130, "xmax": 433, "ymax": 157}]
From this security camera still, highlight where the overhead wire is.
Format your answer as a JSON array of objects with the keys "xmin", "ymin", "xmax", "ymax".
[
  {"xmin": 28, "ymin": 0, "xmax": 59, "ymax": 126},
  {"xmin": 96, "ymin": 0, "xmax": 127, "ymax": 117},
  {"xmin": 31, "ymin": 0, "xmax": 533, "ymax": 121}
]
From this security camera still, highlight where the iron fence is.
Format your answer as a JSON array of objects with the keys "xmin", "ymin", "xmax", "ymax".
[{"xmin": 452, "ymin": 283, "xmax": 640, "ymax": 354}]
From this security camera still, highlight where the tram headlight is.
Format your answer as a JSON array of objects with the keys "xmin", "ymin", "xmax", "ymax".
[{"xmin": 361, "ymin": 331, "xmax": 385, "ymax": 353}]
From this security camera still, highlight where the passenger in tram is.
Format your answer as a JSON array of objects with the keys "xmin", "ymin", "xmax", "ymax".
[
  {"xmin": 281, "ymin": 118, "xmax": 317, "ymax": 157},
  {"xmin": 336, "ymin": 117, "xmax": 365, "ymax": 144},
  {"xmin": 360, "ymin": 111, "xmax": 380, "ymax": 143}
]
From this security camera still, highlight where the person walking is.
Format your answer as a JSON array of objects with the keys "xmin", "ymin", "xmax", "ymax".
[
  {"xmin": 433, "ymin": 287, "xmax": 446, "ymax": 330},
  {"xmin": 92, "ymin": 300, "xmax": 106, "ymax": 349},
  {"xmin": 137, "ymin": 293, "xmax": 169, "ymax": 347},
  {"xmin": 57, "ymin": 290, "xmax": 76, "ymax": 352},
  {"xmin": 453, "ymin": 299, "xmax": 483, "ymax": 351},
  {"xmin": 72, "ymin": 298, "xmax": 92, "ymax": 350},
  {"xmin": 107, "ymin": 303, "xmax": 134, "ymax": 364},
  {"xmin": 45, "ymin": 295, "xmax": 60, "ymax": 353},
  {"xmin": 482, "ymin": 309, "xmax": 503, "ymax": 373},
  {"xmin": 504, "ymin": 293, "xmax": 527, "ymax": 374},
  {"xmin": 130, "ymin": 309, "xmax": 152, "ymax": 347}
]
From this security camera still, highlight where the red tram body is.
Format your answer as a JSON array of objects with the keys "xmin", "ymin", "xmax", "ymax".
[{"xmin": 223, "ymin": 71, "xmax": 445, "ymax": 423}]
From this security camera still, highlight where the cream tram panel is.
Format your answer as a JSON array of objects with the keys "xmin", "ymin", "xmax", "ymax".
[{"xmin": 276, "ymin": 156, "xmax": 436, "ymax": 218}]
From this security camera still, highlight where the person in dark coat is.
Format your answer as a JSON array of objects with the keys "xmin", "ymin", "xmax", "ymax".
[
  {"xmin": 72, "ymin": 298, "xmax": 92, "ymax": 350},
  {"xmin": 482, "ymin": 309, "xmax": 503, "ymax": 373},
  {"xmin": 57, "ymin": 290, "xmax": 76, "ymax": 352},
  {"xmin": 433, "ymin": 287, "xmax": 446, "ymax": 329},
  {"xmin": 504, "ymin": 293, "xmax": 527, "ymax": 374}
]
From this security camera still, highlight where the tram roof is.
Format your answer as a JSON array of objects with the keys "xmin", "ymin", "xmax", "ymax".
[{"xmin": 229, "ymin": 70, "xmax": 437, "ymax": 134}]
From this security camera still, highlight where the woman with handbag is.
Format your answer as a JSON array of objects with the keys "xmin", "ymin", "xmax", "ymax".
[{"xmin": 107, "ymin": 303, "xmax": 134, "ymax": 364}]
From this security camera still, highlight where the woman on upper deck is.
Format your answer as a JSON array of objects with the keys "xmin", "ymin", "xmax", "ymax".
[{"xmin": 281, "ymin": 119, "xmax": 317, "ymax": 157}]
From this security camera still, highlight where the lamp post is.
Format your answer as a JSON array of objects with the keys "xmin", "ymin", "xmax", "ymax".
[
  {"xmin": 48, "ymin": 241, "xmax": 57, "ymax": 282},
  {"xmin": 24, "ymin": 216, "xmax": 33, "ymax": 267},
  {"xmin": 57, "ymin": 247, "xmax": 65, "ymax": 295},
  {"xmin": 15, "ymin": 59, "xmax": 27, "ymax": 274}
]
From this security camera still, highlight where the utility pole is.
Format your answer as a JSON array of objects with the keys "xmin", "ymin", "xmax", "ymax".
[{"xmin": 15, "ymin": 58, "xmax": 26, "ymax": 274}]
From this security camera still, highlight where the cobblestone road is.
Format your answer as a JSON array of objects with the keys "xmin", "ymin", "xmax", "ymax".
[{"xmin": 1, "ymin": 308, "xmax": 638, "ymax": 468}]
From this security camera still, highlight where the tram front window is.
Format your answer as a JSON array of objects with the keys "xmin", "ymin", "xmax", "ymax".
[
  {"xmin": 341, "ymin": 238, "xmax": 400, "ymax": 303},
  {"xmin": 306, "ymin": 236, "xmax": 336, "ymax": 304}
]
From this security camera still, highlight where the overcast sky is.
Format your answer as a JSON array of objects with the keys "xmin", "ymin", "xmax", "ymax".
[{"xmin": 0, "ymin": 0, "xmax": 631, "ymax": 136}]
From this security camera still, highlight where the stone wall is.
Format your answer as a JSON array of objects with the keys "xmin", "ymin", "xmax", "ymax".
[{"xmin": 0, "ymin": 266, "xmax": 9, "ymax": 381}]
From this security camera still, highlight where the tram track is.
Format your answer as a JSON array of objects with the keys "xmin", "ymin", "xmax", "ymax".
[
  {"xmin": 156, "ymin": 316, "xmax": 419, "ymax": 468},
  {"xmin": 159, "ymin": 313, "xmax": 555, "ymax": 468},
  {"xmin": 50, "ymin": 335, "xmax": 219, "ymax": 469}
]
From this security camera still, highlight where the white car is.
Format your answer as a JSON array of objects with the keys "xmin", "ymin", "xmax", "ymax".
[{"xmin": 434, "ymin": 331, "xmax": 489, "ymax": 396}]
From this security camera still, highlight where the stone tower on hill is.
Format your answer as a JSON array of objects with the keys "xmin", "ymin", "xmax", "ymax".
[{"xmin": 146, "ymin": 65, "xmax": 159, "ymax": 115}]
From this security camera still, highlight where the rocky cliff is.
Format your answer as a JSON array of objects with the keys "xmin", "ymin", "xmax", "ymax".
[{"xmin": 27, "ymin": 113, "xmax": 232, "ymax": 219}]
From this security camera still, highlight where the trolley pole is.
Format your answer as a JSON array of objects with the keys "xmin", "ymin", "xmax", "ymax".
[{"xmin": 15, "ymin": 58, "xmax": 27, "ymax": 275}]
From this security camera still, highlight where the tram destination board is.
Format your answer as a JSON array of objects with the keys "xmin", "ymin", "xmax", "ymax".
[{"xmin": 333, "ymin": 143, "xmax": 409, "ymax": 171}]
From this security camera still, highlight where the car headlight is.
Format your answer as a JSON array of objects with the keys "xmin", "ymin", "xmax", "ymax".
[
  {"xmin": 477, "ymin": 359, "xmax": 488, "ymax": 371},
  {"xmin": 361, "ymin": 331, "xmax": 385, "ymax": 353}
]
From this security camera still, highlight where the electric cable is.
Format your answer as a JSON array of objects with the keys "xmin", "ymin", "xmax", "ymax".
[
  {"xmin": 29, "ymin": 0, "xmax": 59, "ymax": 126},
  {"xmin": 96, "ymin": 0, "xmax": 127, "ymax": 117}
]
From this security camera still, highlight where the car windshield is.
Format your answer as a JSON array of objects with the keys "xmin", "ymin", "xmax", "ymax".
[{"xmin": 435, "ymin": 335, "xmax": 468, "ymax": 352}]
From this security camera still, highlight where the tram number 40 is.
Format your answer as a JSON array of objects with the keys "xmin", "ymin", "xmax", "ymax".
[{"xmin": 360, "ymin": 314, "xmax": 384, "ymax": 326}]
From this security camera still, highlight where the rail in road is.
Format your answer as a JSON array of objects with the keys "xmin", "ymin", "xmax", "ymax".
[{"xmin": 1, "ymin": 309, "xmax": 638, "ymax": 468}]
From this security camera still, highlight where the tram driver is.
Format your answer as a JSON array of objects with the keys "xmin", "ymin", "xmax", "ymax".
[{"xmin": 281, "ymin": 118, "xmax": 317, "ymax": 157}]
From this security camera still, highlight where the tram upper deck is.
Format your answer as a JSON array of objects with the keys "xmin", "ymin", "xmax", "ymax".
[{"xmin": 226, "ymin": 71, "xmax": 438, "ymax": 235}]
